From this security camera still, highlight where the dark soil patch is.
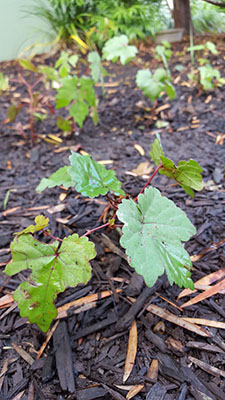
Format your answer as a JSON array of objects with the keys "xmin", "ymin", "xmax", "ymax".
[{"xmin": 0, "ymin": 37, "xmax": 225, "ymax": 400}]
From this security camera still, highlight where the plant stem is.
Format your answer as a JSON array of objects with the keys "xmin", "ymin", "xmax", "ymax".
[
  {"xmin": 105, "ymin": 194, "xmax": 118, "ymax": 209},
  {"xmin": 41, "ymin": 229, "xmax": 63, "ymax": 242},
  {"xmin": 81, "ymin": 222, "xmax": 110, "ymax": 238},
  {"xmin": 135, "ymin": 164, "xmax": 163, "ymax": 202}
]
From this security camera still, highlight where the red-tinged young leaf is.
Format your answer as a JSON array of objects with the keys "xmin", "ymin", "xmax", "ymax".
[
  {"xmin": 14, "ymin": 215, "xmax": 49, "ymax": 235},
  {"xmin": 117, "ymin": 187, "xmax": 195, "ymax": 289},
  {"xmin": 5, "ymin": 233, "xmax": 96, "ymax": 332}
]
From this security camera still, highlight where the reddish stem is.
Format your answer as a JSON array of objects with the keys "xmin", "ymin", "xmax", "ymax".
[
  {"xmin": 41, "ymin": 229, "xmax": 63, "ymax": 242},
  {"xmin": 81, "ymin": 222, "xmax": 110, "ymax": 238},
  {"xmin": 105, "ymin": 194, "xmax": 118, "ymax": 210},
  {"xmin": 134, "ymin": 164, "xmax": 163, "ymax": 202}
]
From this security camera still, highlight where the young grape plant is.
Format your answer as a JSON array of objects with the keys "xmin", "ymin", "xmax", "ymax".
[{"xmin": 5, "ymin": 135, "xmax": 203, "ymax": 332}]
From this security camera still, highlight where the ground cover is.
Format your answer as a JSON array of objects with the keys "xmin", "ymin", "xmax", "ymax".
[{"xmin": 0, "ymin": 35, "xmax": 225, "ymax": 399}]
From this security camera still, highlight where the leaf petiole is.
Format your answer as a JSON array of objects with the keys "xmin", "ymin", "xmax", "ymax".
[
  {"xmin": 81, "ymin": 222, "xmax": 110, "ymax": 238},
  {"xmin": 135, "ymin": 164, "xmax": 163, "ymax": 202}
]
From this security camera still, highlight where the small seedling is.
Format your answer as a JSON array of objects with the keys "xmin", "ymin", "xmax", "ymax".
[
  {"xmin": 136, "ymin": 68, "xmax": 176, "ymax": 102},
  {"xmin": 155, "ymin": 41, "xmax": 172, "ymax": 74},
  {"xmin": 5, "ymin": 135, "xmax": 203, "ymax": 332}
]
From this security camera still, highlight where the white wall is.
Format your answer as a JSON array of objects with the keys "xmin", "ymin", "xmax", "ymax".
[{"xmin": 0, "ymin": 0, "xmax": 52, "ymax": 61}]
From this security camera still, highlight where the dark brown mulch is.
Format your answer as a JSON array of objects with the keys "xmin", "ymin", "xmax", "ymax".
[{"xmin": 0, "ymin": 36, "xmax": 225, "ymax": 400}]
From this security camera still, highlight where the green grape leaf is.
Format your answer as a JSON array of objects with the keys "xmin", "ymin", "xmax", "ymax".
[
  {"xmin": 55, "ymin": 51, "xmax": 78, "ymax": 78},
  {"xmin": 57, "ymin": 117, "xmax": 71, "ymax": 132},
  {"xmin": 149, "ymin": 133, "xmax": 164, "ymax": 166},
  {"xmin": 164, "ymin": 81, "xmax": 176, "ymax": 99},
  {"xmin": 69, "ymin": 151, "xmax": 125, "ymax": 197},
  {"xmin": 56, "ymin": 76, "xmax": 79, "ymax": 108},
  {"xmin": 15, "ymin": 215, "xmax": 49, "ymax": 235},
  {"xmin": 80, "ymin": 77, "xmax": 96, "ymax": 107},
  {"xmin": 5, "ymin": 233, "xmax": 96, "ymax": 332},
  {"xmin": 102, "ymin": 35, "xmax": 138, "ymax": 65},
  {"xmin": 117, "ymin": 187, "xmax": 195, "ymax": 289},
  {"xmin": 36, "ymin": 166, "xmax": 76, "ymax": 192},
  {"xmin": 37, "ymin": 65, "xmax": 59, "ymax": 82},
  {"xmin": 149, "ymin": 136, "xmax": 203, "ymax": 196},
  {"xmin": 136, "ymin": 69, "xmax": 164, "ymax": 102},
  {"xmin": 69, "ymin": 100, "xmax": 89, "ymax": 127}
]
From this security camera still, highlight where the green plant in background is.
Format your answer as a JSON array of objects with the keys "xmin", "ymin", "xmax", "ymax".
[
  {"xmin": 25, "ymin": 0, "xmax": 93, "ymax": 45},
  {"xmin": 5, "ymin": 135, "xmax": 203, "ymax": 332},
  {"xmin": 136, "ymin": 39, "xmax": 176, "ymax": 102},
  {"xmin": 136, "ymin": 68, "xmax": 176, "ymax": 102},
  {"xmin": 24, "ymin": 0, "xmax": 171, "ymax": 51},
  {"xmin": 0, "ymin": 47, "xmax": 105, "ymax": 141},
  {"xmin": 198, "ymin": 65, "xmax": 225, "ymax": 91},
  {"xmin": 155, "ymin": 41, "xmax": 172, "ymax": 74},
  {"xmin": 187, "ymin": 40, "xmax": 225, "ymax": 92},
  {"xmin": 191, "ymin": 0, "xmax": 225, "ymax": 34},
  {"xmin": 102, "ymin": 35, "xmax": 138, "ymax": 65},
  {"xmin": 0, "ymin": 59, "xmax": 55, "ymax": 144}
]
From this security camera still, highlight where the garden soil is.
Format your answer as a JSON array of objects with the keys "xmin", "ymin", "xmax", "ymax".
[{"xmin": 0, "ymin": 36, "xmax": 225, "ymax": 399}]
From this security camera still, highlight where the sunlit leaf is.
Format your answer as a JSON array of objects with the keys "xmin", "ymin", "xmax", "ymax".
[{"xmin": 15, "ymin": 215, "xmax": 49, "ymax": 235}]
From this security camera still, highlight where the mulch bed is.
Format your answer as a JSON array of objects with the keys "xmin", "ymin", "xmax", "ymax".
[{"xmin": 0, "ymin": 35, "xmax": 225, "ymax": 400}]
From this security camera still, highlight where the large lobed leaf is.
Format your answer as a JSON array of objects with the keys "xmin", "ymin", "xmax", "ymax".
[
  {"xmin": 150, "ymin": 135, "xmax": 203, "ymax": 197},
  {"xmin": 69, "ymin": 152, "xmax": 125, "ymax": 197},
  {"xmin": 117, "ymin": 187, "xmax": 195, "ymax": 289},
  {"xmin": 5, "ymin": 234, "xmax": 96, "ymax": 332},
  {"xmin": 102, "ymin": 35, "xmax": 138, "ymax": 65},
  {"xmin": 36, "ymin": 152, "xmax": 124, "ymax": 198}
]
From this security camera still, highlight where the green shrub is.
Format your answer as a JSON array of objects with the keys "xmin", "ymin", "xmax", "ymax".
[{"xmin": 191, "ymin": 0, "xmax": 225, "ymax": 33}]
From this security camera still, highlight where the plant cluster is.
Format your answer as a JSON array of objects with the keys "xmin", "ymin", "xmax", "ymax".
[
  {"xmin": 187, "ymin": 41, "xmax": 225, "ymax": 91},
  {"xmin": 191, "ymin": 0, "xmax": 225, "ymax": 34},
  {"xmin": 25, "ymin": 0, "xmax": 169, "ymax": 48},
  {"xmin": 0, "ymin": 49, "xmax": 104, "ymax": 143},
  {"xmin": 1, "ymin": 35, "xmax": 178, "ymax": 143},
  {"xmin": 5, "ymin": 134, "xmax": 203, "ymax": 332}
]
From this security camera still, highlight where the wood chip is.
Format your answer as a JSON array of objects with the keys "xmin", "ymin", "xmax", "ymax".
[
  {"xmin": 12, "ymin": 342, "xmax": 34, "ymax": 366},
  {"xmin": 145, "ymin": 304, "xmax": 210, "ymax": 337},
  {"xmin": 123, "ymin": 320, "xmax": 138, "ymax": 383},
  {"xmin": 188, "ymin": 356, "xmax": 225, "ymax": 378}
]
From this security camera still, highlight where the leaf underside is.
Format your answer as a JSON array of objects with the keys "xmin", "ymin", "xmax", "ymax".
[
  {"xmin": 117, "ymin": 187, "xmax": 195, "ymax": 289},
  {"xmin": 5, "ymin": 234, "xmax": 96, "ymax": 332}
]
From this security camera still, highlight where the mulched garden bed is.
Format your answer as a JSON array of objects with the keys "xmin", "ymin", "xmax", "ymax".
[{"xmin": 0, "ymin": 36, "xmax": 225, "ymax": 400}]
